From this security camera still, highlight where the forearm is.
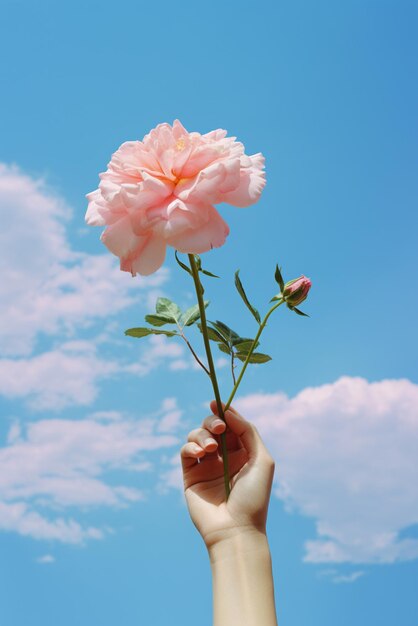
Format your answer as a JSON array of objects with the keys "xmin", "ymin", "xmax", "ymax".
[{"xmin": 208, "ymin": 529, "xmax": 278, "ymax": 626}]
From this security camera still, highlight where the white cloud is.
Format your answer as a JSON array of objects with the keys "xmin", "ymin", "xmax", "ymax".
[
  {"xmin": 332, "ymin": 571, "xmax": 365, "ymax": 584},
  {"xmin": 161, "ymin": 398, "xmax": 177, "ymax": 411},
  {"xmin": 36, "ymin": 554, "xmax": 55, "ymax": 564},
  {"xmin": 124, "ymin": 335, "xmax": 186, "ymax": 377},
  {"xmin": 0, "ymin": 501, "xmax": 103, "ymax": 544},
  {"xmin": 169, "ymin": 359, "xmax": 190, "ymax": 371},
  {"xmin": 318, "ymin": 569, "xmax": 365, "ymax": 584},
  {"xmin": 0, "ymin": 335, "xmax": 193, "ymax": 412},
  {"xmin": 0, "ymin": 399, "xmax": 180, "ymax": 543},
  {"xmin": 215, "ymin": 357, "xmax": 229, "ymax": 369},
  {"xmin": 0, "ymin": 341, "xmax": 118, "ymax": 410},
  {"xmin": 156, "ymin": 397, "xmax": 183, "ymax": 433},
  {"xmin": 190, "ymin": 354, "xmax": 228, "ymax": 373},
  {"xmin": 0, "ymin": 163, "xmax": 168, "ymax": 358},
  {"xmin": 87, "ymin": 410, "xmax": 124, "ymax": 422},
  {"xmin": 158, "ymin": 452, "xmax": 183, "ymax": 495},
  {"xmin": 236, "ymin": 377, "xmax": 418, "ymax": 564}
]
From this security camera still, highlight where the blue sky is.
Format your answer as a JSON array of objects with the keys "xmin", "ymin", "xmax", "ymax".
[{"xmin": 1, "ymin": 1, "xmax": 417, "ymax": 624}]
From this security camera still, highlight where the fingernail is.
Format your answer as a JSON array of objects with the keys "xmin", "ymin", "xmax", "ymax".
[{"xmin": 213, "ymin": 419, "xmax": 225, "ymax": 429}]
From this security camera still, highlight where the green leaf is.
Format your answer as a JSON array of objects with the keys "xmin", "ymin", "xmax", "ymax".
[
  {"xmin": 235, "ymin": 270, "xmax": 261, "ymax": 324},
  {"xmin": 180, "ymin": 301, "xmax": 209, "ymax": 327},
  {"xmin": 217, "ymin": 343, "xmax": 232, "ymax": 355},
  {"xmin": 233, "ymin": 339, "xmax": 259, "ymax": 353},
  {"xmin": 235, "ymin": 352, "xmax": 272, "ymax": 364},
  {"xmin": 292, "ymin": 307, "xmax": 310, "ymax": 317},
  {"xmin": 201, "ymin": 269, "xmax": 220, "ymax": 278},
  {"xmin": 270, "ymin": 295, "xmax": 282, "ymax": 303},
  {"xmin": 212, "ymin": 320, "xmax": 240, "ymax": 341},
  {"xmin": 231, "ymin": 336, "xmax": 258, "ymax": 347},
  {"xmin": 174, "ymin": 250, "xmax": 192, "ymax": 275},
  {"xmin": 145, "ymin": 314, "xmax": 175, "ymax": 327},
  {"xmin": 198, "ymin": 323, "xmax": 229, "ymax": 345},
  {"xmin": 274, "ymin": 264, "xmax": 285, "ymax": 292},
  {"xmin": 125, "ymin": 327, "xmax": 178, "ymax": 338},
  {"xmin": 155, "ymin": 297, "xmax": 182, "ymax": 321}
]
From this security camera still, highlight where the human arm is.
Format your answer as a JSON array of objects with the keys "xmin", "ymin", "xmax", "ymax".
[{"xmin": 180, "ymin": 401, "xmax": 278, "ymax": 626}]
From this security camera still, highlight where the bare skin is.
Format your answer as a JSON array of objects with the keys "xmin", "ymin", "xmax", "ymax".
[{"xmin": 181, "ymin": 401, "xmax": 278, "ymax": 626}]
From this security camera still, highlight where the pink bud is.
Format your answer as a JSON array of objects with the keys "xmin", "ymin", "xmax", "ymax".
[{"xmin": 283, "ymin": 275, "xmax": 312, "ymax": 307}]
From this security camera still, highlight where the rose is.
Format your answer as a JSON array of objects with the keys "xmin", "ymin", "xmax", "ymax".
[
  {"xmin": 282, "ymin": 276, "xmax": 312, "ymax": 307},
  {"xmin": 85, "ymin": 120, "xmax": 265, "ymax": 276}
]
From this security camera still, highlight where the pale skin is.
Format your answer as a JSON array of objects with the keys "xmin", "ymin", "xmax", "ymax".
[{"xmin": 181, "ymin": 400, "xmax": 278, "ymax": 626}]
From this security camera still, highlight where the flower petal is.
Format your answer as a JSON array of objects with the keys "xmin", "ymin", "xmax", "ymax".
[
  {"xmin": 176, "ymin": 159, "xmax": 240, "ymax": 205},
  {"xmin": 162, "ymin": 199, "xmax": 206, "ymax": 237},
  {"xmin": 122, "ymin": 173, "xmax": 174, "ymax": 212},
  {"xmin": 179, "ymin": 144, "xmax": 222, "ymax": 179},
  {"xmin": 172, "ymin": 119, "xmax": 189, "ymax": 139},
  {"xmin": 85, "ymin": 190, "xmax": 125, "ymax": 225},
  {"xmin": 104, "ymin": 141, "xmax": 162, "ymax": 182},
  {"xmin": 85, "ymin": 190, "xmax": 107, "ymax": 226},
  {"xmin": 166, "ymin": 206, "xmax": 229, "ymax": 254},
  {"xmin": 131, "ymin": 236, "xmax": 167, "ymax": 276},
  {"xmin": 220, "ymin": 153, "xmax": 266, "ymax": 208},
  {"xmin": 86, "ymin": 121, "xmax": 266, "ymax": 277},
  {"xmin": 101, "ymin": 215, "xmax": 148, "ymax": 260}
]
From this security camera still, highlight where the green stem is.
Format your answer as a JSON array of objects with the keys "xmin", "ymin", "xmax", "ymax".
[
  {"xmin": 224, "ymin": 299, "xmax": 284, "ymax": 411},
  {"xmin": 230, "ymin": 351, "xmax": 237, "ymax": 386},
  {"xmin": 175, "ymin": 323, "xmax": 211, "ymax": 376},
  {"xmin": 188, "ymin": 255, "xmax": 231, "ymax": 499}
]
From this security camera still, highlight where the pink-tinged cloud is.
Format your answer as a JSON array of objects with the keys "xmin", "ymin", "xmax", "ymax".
[
  {"xmin": 0, "ymin": 163, "xmax": 168, "ymax": 358},
  {"xmin": 235, "ymin": 376, "xmax": 418, "ymax": 564},
  {"xmin": 0, "ymin": 399, "xmax": 180, "ymax": 543},
  {"xmin": 0, "ymin": 342, "xmax": 118, "ymax": 410}
]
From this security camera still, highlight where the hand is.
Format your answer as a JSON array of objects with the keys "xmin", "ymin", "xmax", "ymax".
[{"xmin": 181, "ymin": 401, "xmax": 275, "ymax": 549}]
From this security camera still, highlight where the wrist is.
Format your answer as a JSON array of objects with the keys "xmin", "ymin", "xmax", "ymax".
[
  {"xmin": 207, "ymin": 526, "xmax": 270, "ymax": 565},
  {"xmin": 208, "ymin": 527, "xmax": 278, "ymax": 626}
]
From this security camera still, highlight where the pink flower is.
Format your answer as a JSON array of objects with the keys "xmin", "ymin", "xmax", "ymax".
[
  {"xmin": 283, "ymin": 276, "xmax": 312, "ymax": 307},
  {"xmin": 86, "ymin": 120, "xmax": 265, "ymax": 275}
]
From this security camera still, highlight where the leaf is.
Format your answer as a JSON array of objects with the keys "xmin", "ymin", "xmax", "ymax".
[
  {"xmin": 292, "ymin": 307, "xmax": 310, "ymax": 317},
  {"xmin": 212, "ymin": 320, "xmax": 240, "ymax": 341},
  {"xmin": 125, "ymin": 327, "xmax": 178, "ymax": 338},
  {"xmin": 180, "ymin": 301, "xmax": 209, "ymax": 327},
  {"xmin": 145, "ymin": 314, "xmax": 175, "ymax": 327},
  {"xmin": 201, "ymin": 269, "xmax": 220, "ymax": 278},
  {"xmin": 231, "ymin": 336, "xmax": 259, "ymax": 348},
  {"xmin": 174, "ymin": 250, "xmax": 192, "ymax": 275},
  {"xmin": 235, "ymin": 270, "xmax": 261, "ymax": 324},
  {"xmin": 155, "ymin": 297, "xmax": 182, "ymax": 321},
  {"xmin": 235, "ymin": 352, "xmax": 272, "ymax": 364},
  {"xmin": 233, "ymin": 339, "xmax": 259, "ymax": 353},
  {"xmin": 274, "ymin": 264, "xmax": 285, "ymax": 292},
  {"xmin": 217, "ymin": 343, "xmax": 232, "ymax": 355},
  {"xmin": 198, "ymin": 323, "xmax": 229, "ymax": 345}
]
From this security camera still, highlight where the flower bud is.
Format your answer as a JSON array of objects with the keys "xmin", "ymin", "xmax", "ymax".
[{"xmin": 283, "ymin": 275, "xmax": 312, "ymax": 307}]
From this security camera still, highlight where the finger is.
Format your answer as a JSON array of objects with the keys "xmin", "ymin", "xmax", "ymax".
[
  {"xmin": 209, "ymin": 400, "xmax": 266, "ymax": 460},
  {"xmin": 180, "ymin": 442, "xmax": 204, "ymax": 469},
  {"xmin": 187, "ymin": 427, "xmax": 219, "ymax": 453},
  {"xmin": 203, "ymin": 409, "xmax": 243, "ymax": 452},
  {"xmin": 202, "ymin": 414, "xmax": 226, "ymax": 435}
]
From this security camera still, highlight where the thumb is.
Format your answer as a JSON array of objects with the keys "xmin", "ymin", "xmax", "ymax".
[{"xmin": 210, "ymin": 400, "xmax": 265, "ymax": 460}]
